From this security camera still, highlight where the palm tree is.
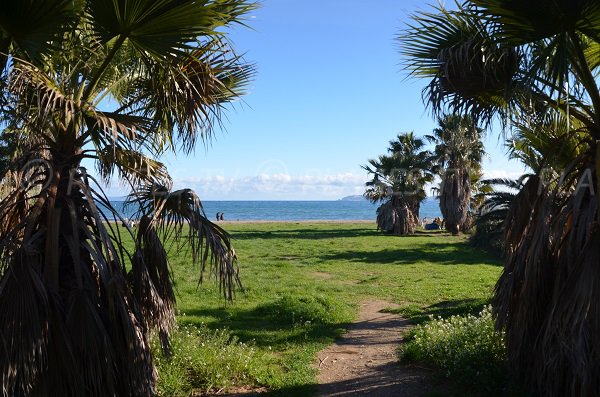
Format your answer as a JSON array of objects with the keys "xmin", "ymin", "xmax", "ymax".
[
  {"xmin": 470, "ymin": 177, "xmax": 525, "ymax": 254},
  {"xmin": 401, "ymin": 1, "xmax": 600, "ymax": 395},
  {"xmin": 426, "ymin": 114, "xmax": 484, "ymax": 234},
  {"xmin": 473, "ymin": 106, "xmax": 580, "ymax": 252},
  {"xmin": 0, "ymin": 1, "xmax": 256, "ymax": 396},
  {"xmin": 363, "ymin": 132, "xmax": 432, "ymax": 235}
]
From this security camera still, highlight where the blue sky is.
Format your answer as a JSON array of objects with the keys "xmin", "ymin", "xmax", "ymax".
[{"xmin": 105, "ymin": 0, "xmax": 524, "ymax": 200}]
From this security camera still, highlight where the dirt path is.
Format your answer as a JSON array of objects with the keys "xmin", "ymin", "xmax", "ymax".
[{"xmin": 316, "ymin": 301, "xmax": 431, "ymax": 397}]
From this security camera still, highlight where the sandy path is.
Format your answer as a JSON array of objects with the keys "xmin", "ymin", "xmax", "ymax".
[{"xmin": 316, "ymin": 301, "xmax": 431, "ymax": 397}]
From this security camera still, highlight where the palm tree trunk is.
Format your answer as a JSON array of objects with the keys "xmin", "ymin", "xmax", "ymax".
[
  {"xmin": 494, "ymin": 167, "xmax": 600, "ymax": 396},
  {"xmin": 440, "ymin": 168, "xmax": 471, "ymax": 235}
]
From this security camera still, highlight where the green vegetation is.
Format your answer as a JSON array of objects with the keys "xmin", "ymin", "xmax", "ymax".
[
  {"xmin": 140, "ymin": 222, "xmax": 501, "ymax": 396},
  {"xmin": 401, "ymin": 306, "xmax": 509, "ymax": 396},
  {"xmin": 0, "ymin": 1, "xmax": 255, "ymax": 395},
  {"xmin": 153, "ymin": 325, "xmax": 267, "ymax": 396},
  {"xmin": 363, "ymin": 132, "xmax": 433, "ymax": 235},
  {"xmin": 426, "ymin": 114, "xmax": 484, "ymax": 235},
  {"xmin": 401, "ymin": 1, "xmax": 600, "ymax": 395}
]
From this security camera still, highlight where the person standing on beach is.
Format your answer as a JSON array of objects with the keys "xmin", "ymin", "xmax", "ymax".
[
  {"xmin": 216, "ymin": 212, "xmax": 221, "ymax": 221},
  {"xmin": 220, "ymin": 213, "xmax": 225, "ymax": 221}
]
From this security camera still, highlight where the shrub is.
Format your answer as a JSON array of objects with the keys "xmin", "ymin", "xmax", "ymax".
[
  {"xmin": 400, "ymin": 306, "xmax": 508, "ymax": 394},
  {"xmin": 153, "ymin": 325, "xmax": 267, "ymax": 397},
  {"xmin": 257, "ymin": 295, "xmax": 342, "ymax": 326}
]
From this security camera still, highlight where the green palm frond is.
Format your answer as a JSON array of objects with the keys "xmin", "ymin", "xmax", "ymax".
[
  {"xmin": 508, "ymin": 105, "xmax": 586, "ymax": 173},
  {"xmin": 0, "ymin": 0, "xmax": 83, "ymax": 61},
  {"xmin": 88, "ymin": 0, "xmax": 257, "ymax": 58},
  {"xmin": 132, "ymin": 38, "xmax": 255, "ymax": 153},
  {"xmin": 471, "ymin": 0, "xmax": 600, "ymax": 43},
  {"xmin": 400, "ymin": 1, "xmax": 520, "ymax": 121}
]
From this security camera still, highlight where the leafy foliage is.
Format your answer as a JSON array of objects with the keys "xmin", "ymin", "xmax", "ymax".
[
  {"xmin": 470, "ymin": 178, "xmax": 525, "ymax": 254},
  {"xmin": 401, "ymin": 306, "xmax": 509, "ymax": 395},
  {"xmin": 153, "ymin": 325, "xmax": 265, "ymax": 397},
  {"xmin": 0, "ymin": 1, "xmax": 256, "ymax": 395},
  {"xmin": 401, "ymin": 1, "xmax": 600, "ymax": 395},
  {"xmin": 427, "ymin": 115, "xmax": 485, "ymax": 234},
  {"xmin": 363, "ymin": 132, "xmax": 432, "ymax": 234}
]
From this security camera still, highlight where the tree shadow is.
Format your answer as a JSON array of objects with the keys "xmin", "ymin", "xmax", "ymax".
[
  {"xmin": 179, "ymin": 303, "xmax": 350, "ymax": 350},
  {"xmin": 262, "ymin": 361, "xmax": 437, "ymax": 397},
  {"xmin": 397, "ymin": 298, "xmax": 492, "ymax": 325},
  {"xmin": 230, "ymin": 227, "xmax": 379, "ymax": 241},
  {"xmin": 318, "ymin": 243, "xmax": 502, "ymax": 266}
]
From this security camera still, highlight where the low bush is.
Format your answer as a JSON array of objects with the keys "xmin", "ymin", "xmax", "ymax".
[
  {"xmin": 400, "ymin": 306, "xmax": 510, "ymax": 395},
  {"xmin": 257, "ymin": 295, "xmax": 342, "ymax": 326},
  {"xmin": 153, "ymin": 325, "xmax": 268, "ymax": 397}
]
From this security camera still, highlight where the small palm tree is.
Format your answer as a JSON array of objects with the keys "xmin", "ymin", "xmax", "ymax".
[
  {"xmin": 0, "ymin": 1, "xmax": 256, "ymax": 395},
  {"xmin": 363, "ymin": 132, "xmax": 432, "ymax": 235},
  {"xmin": 426, "ymin": 114, "xmax": 484, "ymax": 234}
]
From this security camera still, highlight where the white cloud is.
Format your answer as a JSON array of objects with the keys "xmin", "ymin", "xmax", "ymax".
[
  {"xmin": 482, "ymin": 169, "xmax": 525, "ymax": 180},
  {"xmin": 173, "ymin": 172, "xmax": 368, "ymax": 200}
]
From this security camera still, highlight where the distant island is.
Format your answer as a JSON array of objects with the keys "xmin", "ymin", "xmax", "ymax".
[{"xmin": 339, "ymin": 195, "xmax": 367, "ymax": 201}]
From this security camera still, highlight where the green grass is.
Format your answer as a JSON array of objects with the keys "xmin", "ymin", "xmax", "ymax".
[{"xmin": 140, "ymin": 222, "xmax": 502, "ymax": 396}]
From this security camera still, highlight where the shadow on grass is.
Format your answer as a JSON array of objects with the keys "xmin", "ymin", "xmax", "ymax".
[
  {"xmin": 230, "ymin": 228, "xmax": 455, "ymax": 241},
  {"xmin": 385, "ymin": 298, "xmax": 492, "ymax": 325},
  {"xmin": 261, "ymin": 361, "xmax": 436, "ymax": 397},
  {"xmin": 230, "ymin": 227, "xmax": 379, "ymax": 240},
  {"xmin": 319, "ymin": 242, "xmax": 502, "ymax": 266},
  {"xmin": 179, "ymin": 304, "xmax": 350, "ymax": 350}
]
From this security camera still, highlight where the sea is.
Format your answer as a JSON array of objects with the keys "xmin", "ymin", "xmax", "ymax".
[{"xmin": 106, "ymin": 197, "xmax": 442, "ymax": 222}]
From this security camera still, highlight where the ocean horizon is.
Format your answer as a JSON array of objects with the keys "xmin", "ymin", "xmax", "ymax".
[{"xmin": 105, "ymin": 197, "xmax": 443, "ymax": 222}]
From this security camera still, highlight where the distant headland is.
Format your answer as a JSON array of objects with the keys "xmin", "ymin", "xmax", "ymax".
[{"xmin": 339, "ymin": 195, "xmax": 367, "ymax": 202}]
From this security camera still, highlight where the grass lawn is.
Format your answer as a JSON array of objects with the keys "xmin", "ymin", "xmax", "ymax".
[{"xmin": 142, "ymin": 222, "xmax": 502, "ymax": 396}]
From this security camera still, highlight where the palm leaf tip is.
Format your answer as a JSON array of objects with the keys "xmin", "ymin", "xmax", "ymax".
[
  {"xmin": 399, "ymin": 1, "xmax": 520, "ymax": 120},
  {"xmin": 130, "ymin": 185, "xmax": 241, "ymax": 301}
]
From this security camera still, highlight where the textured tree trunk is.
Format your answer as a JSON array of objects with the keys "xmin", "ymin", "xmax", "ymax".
[
  {"xmin": 376, "ymin": 200, "xmax": 417, "ymax": 235},
  {"xmin": 439, "ymin": 168, "xmax": 471, "ymax": 235},
  {"xmin": 494, "ymin": 169, "xmax": 600, "ymax": 397}
]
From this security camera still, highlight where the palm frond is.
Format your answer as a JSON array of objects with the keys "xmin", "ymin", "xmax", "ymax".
[
  {"xmin": 129, "ymin": 184, "xmax": 241, "ymax": 301},
  {"xmin": 88, "ymin": 0, "xmax": 258, "ymax": 58},
  {"xmin": 0, "ymin": 0, "xmax": 82, "ymax": 61},
  {"xmin": 131, "ymin": 38, "xmax": 256, "ymax": 153},
  {"xmin": 96, "ymin": 146, "xmax": 172, "ymax": 189},
  {"xmin": 471, "ymin": 0, "xmax": 600, "ymax": 43},
  {"xmin": 399, "ymin": 1, "xmax": 521, "ymax": 122}
]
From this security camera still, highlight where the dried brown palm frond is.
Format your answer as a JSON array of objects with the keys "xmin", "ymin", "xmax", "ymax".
[
  {"xmin": 96, "ymin": 146, "xmax": 172, "ymax": 189},
  {"xmin": 494, "ymin": 159, "xmax": 600, "ymax": 395},
  {"xmin": 439, "ymin": 169, "xmax": 471, "ymax": 235},
  {"xmin": 0, "ymin": 154, "xmax": 155, "ymax": 396},
  {"xmin": 0, "ymin": 1, "xmax": 256, "ymax": 395},
  {"xmin": 130, "ymin": 218, "xmax": 176, "ymax": 356},
  {"xmin": 376, "ymin": 201, "xmax": 417, "ymax": 235},
  {"xmin": 129, "ymin": 184, "xmax": 241, "ymax": 301}
]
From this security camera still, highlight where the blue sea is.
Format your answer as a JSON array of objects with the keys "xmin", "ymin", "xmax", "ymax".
[{"xmin": 106, "ymin": 197, "xmax": 442, "ymax": 222}]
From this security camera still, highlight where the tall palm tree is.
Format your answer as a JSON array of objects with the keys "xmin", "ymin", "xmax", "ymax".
[
  {"xmin": 401, "ymin": 1, "xmax": 600, "ymax": 395},
  {"xmin": 426, "ymin": 114, "xmax": 484, "ymax": 234},
  {"xmin": 363, "ymin": 132, "xmax": 432, "ymax": 235},
  {"xmin": 0, "ymin": 1, "xmax": 256, "ymax": 396}
]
